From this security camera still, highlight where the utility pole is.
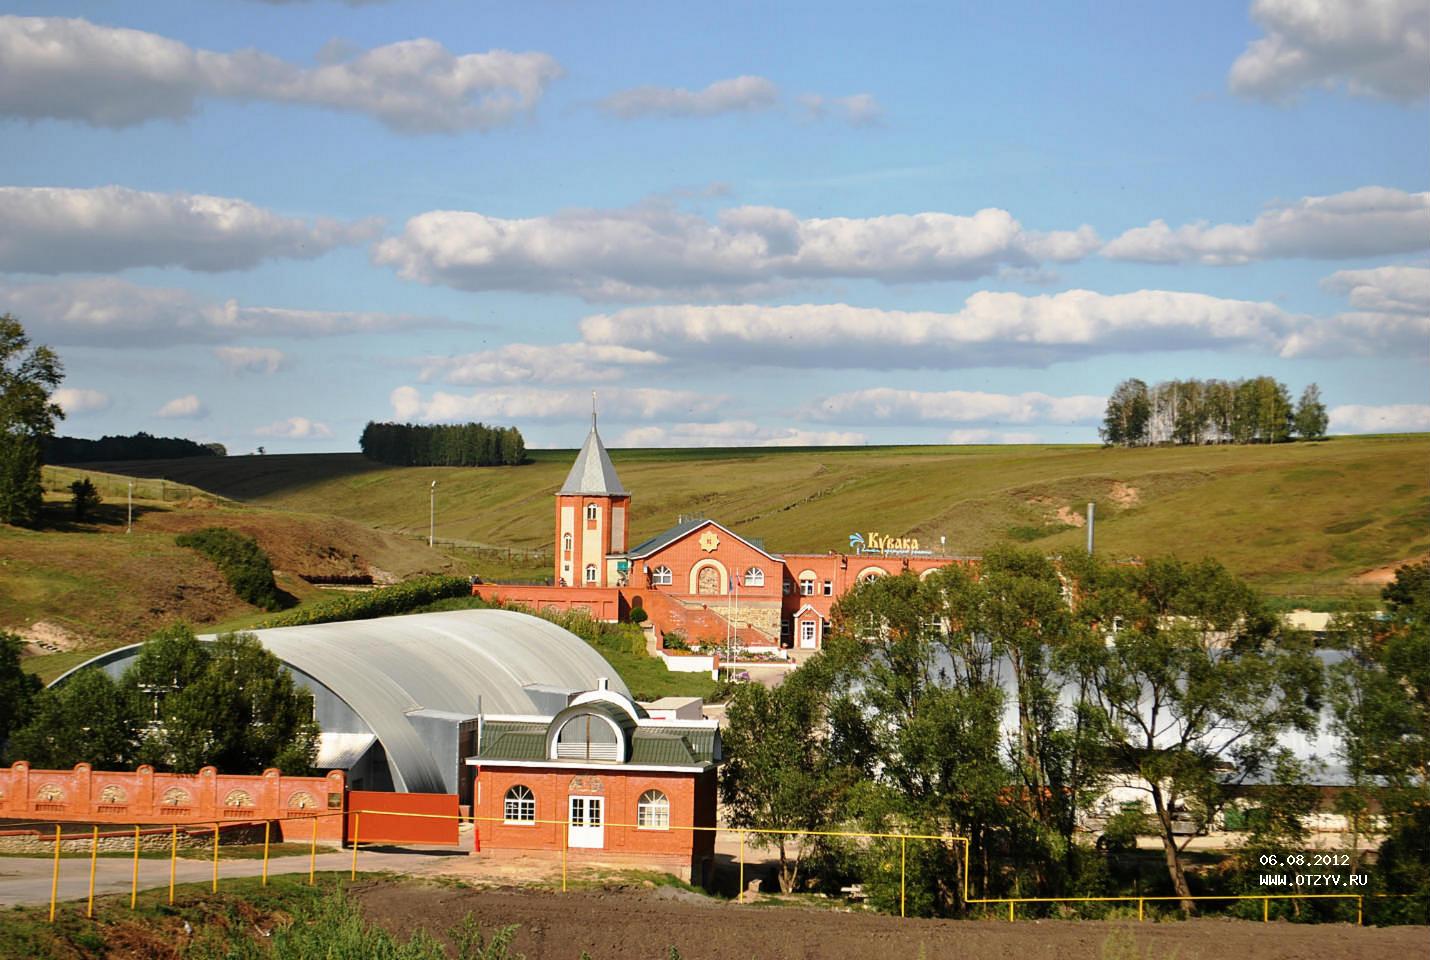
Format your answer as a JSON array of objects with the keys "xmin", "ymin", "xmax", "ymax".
[
  {"xmin": 429, "ymin": 480, "xmax": 437, "ymax": 548},
  {"xmin": 1086, "ymin": 502, "xmax": 1095, "ymax": 554}
]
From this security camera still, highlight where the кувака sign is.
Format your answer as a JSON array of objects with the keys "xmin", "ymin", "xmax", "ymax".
[{"xmin": 848, "ymin": 532, "xmax": 933, "ymax": 557}]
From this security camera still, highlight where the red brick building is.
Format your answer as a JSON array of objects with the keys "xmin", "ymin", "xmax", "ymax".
[
  {"xmin": 468, "ymin": 682, "xmax": 719, "ymax": 883},
  {"xmin": 477, "ymin": 418, "xmax": 969, "ymax": 650}
]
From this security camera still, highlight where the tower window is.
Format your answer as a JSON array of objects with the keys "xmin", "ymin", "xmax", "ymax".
[
  {"xmin": 585, "ymin": 564, "xmax": 598, "ymax": 583},
  {"xmin": 586, "ymin": 504, "xmax": 598, "ymax": 521},
  {"xmin": 562, "ymin": 533, "xmax": 572, "ymax": 552}
]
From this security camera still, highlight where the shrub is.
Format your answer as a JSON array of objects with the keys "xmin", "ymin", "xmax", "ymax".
[
  {"xmin": 662, "ymin": 631, "xmax": 689, "ymax": 651},
  {"xmin": 256, "ymin": 574, "xmax": 473, "ymax": 628},
  {"xmin": 175, "ymin": 527, "xmax": 285, "ymax": 611},
  {"xmin": 69, "ymin": 477, "xmax": 101, "ymax": 520},
  {"xmin": 628, "ymin": 605, "xmax": 648, "ymax": 624}
]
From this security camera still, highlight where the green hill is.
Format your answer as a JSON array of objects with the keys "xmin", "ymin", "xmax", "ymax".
[{"xmin": 78, "ymin": 434, "xmax": 1430, "ymax": 603}]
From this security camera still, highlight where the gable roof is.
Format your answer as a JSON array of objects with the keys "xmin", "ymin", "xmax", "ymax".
[
  {"xmin": 627, "ymin": 518, "xmax": 783, "ymax": 562},
  {"xmin": 559, "ymin": 422, "xmax": 626, "ymax": 496}
]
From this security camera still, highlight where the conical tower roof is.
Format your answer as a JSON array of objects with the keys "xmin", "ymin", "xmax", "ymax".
[{"xmin": 559, "ymin": 417, "xmax": 626, "ymax": 496}]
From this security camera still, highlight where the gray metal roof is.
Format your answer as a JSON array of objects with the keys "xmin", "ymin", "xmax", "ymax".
[
  {"xmin": 559, "ymin": 423, "xmax": 627, "ymax": 496},
  {"xmin": 628, "ymin": 517, "xmax": 783, "ymax": 561},
  {"xmin": 52, "ymin": 609, "xmax": 630, "ymax": 795}
]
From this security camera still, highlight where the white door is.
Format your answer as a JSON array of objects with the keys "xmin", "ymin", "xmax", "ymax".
[
  {"xmin": 568, "ymin": 795, "xmax": 604, "ymax": 848},
  {"xmin": 799, "ymin": 620, "xmax": 818, "ymax": 649}
]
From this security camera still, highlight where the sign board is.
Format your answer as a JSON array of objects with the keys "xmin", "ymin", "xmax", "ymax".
[{"xmin": 849, "ymin": 531, "xmax": 933, "ymax": 558}]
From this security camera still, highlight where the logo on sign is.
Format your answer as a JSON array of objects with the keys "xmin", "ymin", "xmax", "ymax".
[{"xmin": 849, "ymin": 531, "xmax": 931, "ymax": 557}]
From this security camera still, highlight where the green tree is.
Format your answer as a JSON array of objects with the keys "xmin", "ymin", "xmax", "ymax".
[
  {"xmin": 1062, "ymin": 556, "xmax": 1322, "ymax": 912},
  {"xmin": 8, "ymin": 668, "xmax": 135, "ymax": 768},
  {"xmin": 1100, "ymin": 379, "xmax": 1151, "ymax": 447},
  {"xmin": 1293, "ymin": 383, "xmax": 1329, "ymax": 440},
  {"xmin": 721, "ymin": 665, "xmax": 844, "ymax": 892},
  {"xmin": 0, "ymin": 633, "xmax": 43, "ymax": 758},
  {"xmin": 69, "ymin": 476, "xmax": 101, "ymax": 520},
  {"xmin": 0, "ymin": 315, "xmax": 64, "ymax": 526}
]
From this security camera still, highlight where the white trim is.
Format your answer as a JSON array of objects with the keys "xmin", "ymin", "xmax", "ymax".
[{"xmin": 792, "ymin": 603, "xmax": 821, "ymax": 619}]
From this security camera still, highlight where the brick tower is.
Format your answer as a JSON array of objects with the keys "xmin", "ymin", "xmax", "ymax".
[{"xmin": 554, "ymin": 410, "xmax": 630, "ymax": 588}]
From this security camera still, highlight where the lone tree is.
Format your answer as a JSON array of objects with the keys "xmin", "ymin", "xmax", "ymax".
[
  {"xmin": 0, "ymin": 315, "xmax": 64, "ymax": 526},
  {"xmin": 69, "ymin": 477, "xmax": 101, "ymax": 520},
  {"xmin": 1293, "ymin": 383, "xmax": 1329, "ymax": 440}
]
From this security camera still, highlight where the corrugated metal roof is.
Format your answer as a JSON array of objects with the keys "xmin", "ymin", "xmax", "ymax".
[
  {"xmin": 480, "ymin": 722, "xmax": 549, "ymax": 760},
  {"xmin": 476, "ymin": 717, "xmax": 716, "ymax": 767},
  {"xmin": 630, "ymin": 731, "xmax": 700, "ymax": 766},
  {"xmin": 559, "ymin": 423, "xmax": 626, "ymax": 496},
  {"xmin": 628, "ymin": 517, "xmax": 783, "ymax": 561},
  {"xmin": 315, "ymin": 732, "xmax": 377, "ymax": 770}
]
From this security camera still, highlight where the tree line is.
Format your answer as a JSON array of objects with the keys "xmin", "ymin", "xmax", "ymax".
[
  {"xmin": 44, "ymin": 432, "xmax": 223, "ymax": 463},
  {"xmin": 359, "ymin": 421, "xmax": 527, "ymax": 467},
  {"xmin": 721, "ymin": 552, "xmax": 1429, "ymax": 920},
  {"xmin": 1101, "ymin": 376, "xmax": 1328, "ymax": 446},
  {"xmin": 0, "ymin": 627, "xmax": 318, "ymax": 776}
]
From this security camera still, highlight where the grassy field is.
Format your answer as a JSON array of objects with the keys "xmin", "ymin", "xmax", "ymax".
[{"xmin": 82, "ymin": 434, "xmax": 1430, "ymax": 602}]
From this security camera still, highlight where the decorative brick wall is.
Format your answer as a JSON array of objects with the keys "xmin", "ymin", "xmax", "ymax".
[{"xmin": 0, "ymin": 763, "xmax": 346, "ymax": 842}]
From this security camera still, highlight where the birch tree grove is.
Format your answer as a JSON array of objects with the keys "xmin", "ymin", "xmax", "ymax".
[{"xmin": 1100, "ymin": 376, "xmax": 1325, "ymax": 446}]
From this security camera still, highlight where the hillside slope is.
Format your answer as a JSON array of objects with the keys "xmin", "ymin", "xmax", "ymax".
[{"xmin": 80, "ymin": 435, "xmax": 1430, "ymax": 600}]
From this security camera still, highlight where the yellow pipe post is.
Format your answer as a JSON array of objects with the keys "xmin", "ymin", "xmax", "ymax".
[
  {"xmin": 1263, "ymin": 897, "xmax": 1268, "ymax": 922},
  {"xmin": 1138, "ymin": 898, "xmax": 1144, "ymax": 922},
  {"xmin": 350, "ymin": 813, "xmax": 360, "ymax": 880},
  {"xmin": 900, "ymin": 835, "xmax": 906, "ymax": 918},
  {"xmin": 1008, "ymin": 900, "xmax": 1014, "ymax": 923},
  {"xmin": 168, "ymin": 826, "xmax": 177, "ymax": 905},
  {"xmin": 1357, "ymin": 896, "xmax": 1363, "ymax": 926},
  {"xmin": 308, "ymin": 816, "xmax": 317, "ymax": 886},
  {"xmin": 561, "ymin": 817, "xmax": 568, "ymax": 893},
  {"xmin": 211, "ymin": 823, "xmax": 219, "ymax": 893},
  {"xmin": 87, "ymin": 825, "xmax": 98, "ymax": 918},
  {"xmin": 261, "ymin": 821, "xmax": 270, "ymax": 886},
  {"xmin": 739, "ymin": 834, "xmax": 745, "ymax": 904},
  {"xmin": 130, "ymin": 826, "xmax": 140, "ymax": 909},
  {"xmin": 48, "ymin": 824, "xmax": 61, "ymax": 923}
]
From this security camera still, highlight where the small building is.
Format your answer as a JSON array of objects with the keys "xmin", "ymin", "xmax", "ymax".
[{"xmin": 468, "ymin": 681, "xmax": 720, "ymax": 884}]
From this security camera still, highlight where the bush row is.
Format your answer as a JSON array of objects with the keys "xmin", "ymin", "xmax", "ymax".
[
  {"xmin": 174, "ymin": 527, "xmax": 285, "ymax": 611},
  {"xmin": 255, "ymin": 574, "xmax": 474, "ymax": 628}
]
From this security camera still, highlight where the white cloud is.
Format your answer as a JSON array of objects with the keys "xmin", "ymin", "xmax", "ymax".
[
  {"xmin": 617, "ymin": 421, "xmax": 867, "ymax": 448},
  {"xmin": 580, "ymin": 290, "xmax": 1301, "ymax": 369},
  {"xmin": 389, "ymin": 385, "xmax": 724, "ymax": 423},
  {"xmin": 374, "ymin": 201, "xmax": 1099, "ymax": 300},
  {"xmin": 215, "ymin": 346, "xmax": 286, "ymax": 375},
  {"xmin": 804, "ymin": 388, "xmax": 1104, "ymax": 425},
  {"xmin": 598, "ymin": 75, "xmax": 779, "ymax": 118},
  {"xmin": 1, "ymin": 277, "xmax": 448, "ymax": 346},
  {"xmin": 797, "ymin": 92, "xmax": 885, "ymax": 126},
  {"xmin": 1329, "ymin": 404, "xmax": 1430, "ymax": 434},
  {"xmin": 52, "ymin": 387, "xmax": 110, "ymax": 415},
  {"xmin": 255, "ymin": 416, "xmax": 333, "ymax": 439},
  {"xmin": 1229, "ymin": 0, "xmax": 1430, "ymax": 102},
  {"xmin": 418, "ymin": 343, "xmax": 665, "ymax": 385},
  {"xmin": 945, "ymin": 429, "xmax": 1042, "ymax": 445},
  {"xmin": 156, "ymin": 394, "xmax": 207, "ymax": 419},
  {"xmin": 1279, "ymin": 263, "xmax": 1430, "ymax": 357},
  {"xmin": 1103, "ymin": 187, "xmax": 1430, "ymax": 265},
  {"xmin": 0, "ymin": 16, "xmax": 562, "ymax": 133},
  {"xmin": 0, "ymin": 186, "xmax": 378, "ymax": 273}
]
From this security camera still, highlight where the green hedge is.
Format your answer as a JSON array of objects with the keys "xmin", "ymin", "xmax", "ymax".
[
  {"xmin": 255, "ymin": 575, "xmax": 474, "ymax": 628},
  {"xmin": 175, "ymin": 528, "xmax": 284, "ymax": 611}
]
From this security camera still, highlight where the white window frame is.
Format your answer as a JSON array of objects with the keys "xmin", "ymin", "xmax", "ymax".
[
  {"xmin": 584, "ymin": 564, "xmax": 598, "ymax": 583},
  {"xmin": 743, "ymin": 567, "xmax": 764, "ymax": 587},
  {"xmin": 503, "ymin": 784, "xmax": 535, "ymax": 824},
  {"xmin": 637, "ymin": 789, "xmax": 670, "ymax": 830},
  {"xmin": 586, "ymin": 504, "xmax": 598, "ymax": 521},
  {"xmin": 652, "ymin": 565, "xmax": 673, "ymax": 586},
  {"xmin": 822, "ymin": 580, "xmax": 833, "ymax": 596},
  {"xmin": 562, "ymin": 533, "xmax": 572, "ymax": 552},
  {"xmin": 799, "ymin": 577, "xmax": 815, "ymax": 596},
  {"xmin": 800, "ymin": 620, "xmax": 817, "ymax": 644}
]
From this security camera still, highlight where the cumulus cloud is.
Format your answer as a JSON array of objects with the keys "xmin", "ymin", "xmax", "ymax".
[
  {"xmin": 598, "ymin": 75, "xmax": 779, "ymax": 118},
  {"xmin": 0, "ymin": 16, "xmax": 562, "ymax": 133},
  {"xmin": 1279, "ymin": 263, "xmax": 1430, "ymax": 357},
  {"xmin": 617, "ymin": 421, "xmax": 867, "ymax": 448},
  {"xmin": 1103, "ymin": 187, "xmax": 1430, "ymax": 265},
  {"xmin": 579, "ymin": 290, "xmax": 1302, "ymax": 369},
  {"xmin": 804, "ymin": 388, "xmax": 1105, "ymax": 425},
  {"xmin": 1, "ymin": 277, "xmax": 449, "ymax": 347},
  {"xmin": 374, "ymin": 201, "xmax": 1100, "ymax": 300},
  {"xmin": 417, "ymin": 343, "xmax": 665, "ymax": 385},
  {"xmin": 389, "ymin": 385, "xmax": 724, "ymax": 423},
  {"xmin": 0, "ymin": 186, "xmax": 379, "ymax": 273},
  {"xmin": 1229, "ymin": 0, "xmax": 1430, "ymax": 102},
  {"xmin": 215, "ymin": 346, "xmax": 286, "ymax": 375},
  {"xmin": 255, "ymin": 416, "xmax": 333, "ymax": 439},
  {"xmin": 156, "ymin": 394, "xmax": 207, "ymax": 419},
  {"xmin": 52, "ymin": 388, "xmax": 110, "ymax": 415},
  {"xmin": 1329, "ymin": 404, "xmax": 1430, "ymax": 434},
  {"xmin": 797, "ymin": 92, "xmax": 885, "ymax": 126}
]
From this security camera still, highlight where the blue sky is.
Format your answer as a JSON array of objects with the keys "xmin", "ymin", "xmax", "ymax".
[{"xmin": 2, "ymin": 0, "xmax": 1426, "ymax": 450}]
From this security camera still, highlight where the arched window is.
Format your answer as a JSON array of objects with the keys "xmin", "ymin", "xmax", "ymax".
[
  {"xmin": 556, "ymin": 712, "xmax": 621, "ymax": 761},
  {"xmin": 799, "ymin": 575, "xmax": 816, "ymax": 596},
  {"xmin": 743, "ymin": 566, "xmax": 764, "ymax": 587},
  {"xmin": 504, "ymin": 784, "xmax": 535, "ymax": 823},
  {"xmin": 585, "ymin": 564, "xmax": 598, "ymax": 583},
  {"xmin": 652, "ymin": 565, "xmax": 673, "ymax": 585},
  {"xmin": 586, "ymin": 504, "xmax": 598, "ymax": 521},
  {"xmin": 562, "ymin": 533, "xmax": 572, "ymax": 552},
  {"xmin": 637, "ymin": 789, "xmax": 670, "ymax": 829}
]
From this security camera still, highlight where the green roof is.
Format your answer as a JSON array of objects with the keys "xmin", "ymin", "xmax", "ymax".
[
  {"xmin": 475, "ymin": 719, "xmax": 716, "ymax": 768},
  {"xmin": 479, "ymin": 721, "xmax": 548, "ymax": 761}
]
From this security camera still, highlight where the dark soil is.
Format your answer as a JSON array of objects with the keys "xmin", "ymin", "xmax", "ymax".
[{"xmin": 353, "ymin": 881, "xmax": 1430, "ymax": 960}]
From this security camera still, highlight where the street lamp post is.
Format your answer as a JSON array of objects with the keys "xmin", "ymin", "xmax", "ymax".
[{"xmin": 429, "ymin": 480, "xmax": 437, "ymax": 548}]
